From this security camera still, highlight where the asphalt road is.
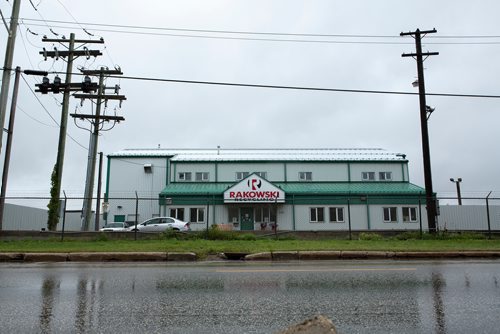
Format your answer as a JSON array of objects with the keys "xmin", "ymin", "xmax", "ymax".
[{"xmin": 1, "ymin": 260, "xmax": 499, "ymax": 333}]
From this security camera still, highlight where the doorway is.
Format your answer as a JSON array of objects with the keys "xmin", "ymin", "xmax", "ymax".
[{"xmin": 240, "ymin": 207, "xmax": 254, "ymax": 231}]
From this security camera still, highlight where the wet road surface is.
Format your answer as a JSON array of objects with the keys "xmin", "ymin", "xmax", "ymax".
[{"xmin": 1, "ymin": 260, "xmax": 499, "ymax": 333}]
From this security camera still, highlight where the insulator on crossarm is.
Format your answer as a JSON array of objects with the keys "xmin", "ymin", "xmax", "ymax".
[{"xmin": 83, "ymin": 47, "xmax": 90, "ymax": 60}]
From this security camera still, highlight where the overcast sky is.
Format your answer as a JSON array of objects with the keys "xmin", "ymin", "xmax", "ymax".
[{"xmin": 1, "ymin": 0, "xmax": 499, "ymax": 204}]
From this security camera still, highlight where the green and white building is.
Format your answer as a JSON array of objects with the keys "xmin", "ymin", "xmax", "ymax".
[{"xmin": 104, "ymin": 148, "xmax": 428, "ymax": 231}]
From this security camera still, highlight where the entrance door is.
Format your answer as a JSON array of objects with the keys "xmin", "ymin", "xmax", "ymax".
[{"xmin": 240, "ymin": 208, "xmax": 254, "ymax": 231}]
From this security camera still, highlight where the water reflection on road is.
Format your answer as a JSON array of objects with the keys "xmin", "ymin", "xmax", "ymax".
[{"xmin": 0, "ymin": 260, "xmax": 499, "ymax": 333}]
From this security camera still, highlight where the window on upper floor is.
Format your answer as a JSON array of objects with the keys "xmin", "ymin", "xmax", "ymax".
[
  {"xmin": 329, "ymin": 207, "xmax": 345, "ymax": 223},
  {"xmin": 310, "ymin": 207, "xmax": 324, "ymax": 223},
  {"xmin": 178, "ymin": 172, "xmax": 192, "ymax": 181},
  {"xmin": 362, "ymin": 172, "xmax": 375, "ymax": 181},
  {"xmin": 254, "ymin": 171, "xmax": 267, "ymax": 179},
  {"xmin": 379, "ymin": 172, "xmax": 393, "ymax": 181},
  {"xmin": 299, "ymin": 171, "xmax": 312, "ymax": 181},
  {"xmin": 236, "ymin": 172, "xmax": 250, "ymax": 181},
  {"xmin": 383, "ymin": 207, "xmax": 397, "ymax": 223},
  {"xmin": 195, "ymin": 172, "xmax": 209, "ymax": 182}
]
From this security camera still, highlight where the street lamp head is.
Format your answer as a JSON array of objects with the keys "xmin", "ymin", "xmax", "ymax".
[
  {"xmin": 457, "ymin": 178, "xmax": 462, "ymax": 182},
  {"xmin": 450, "ymin": 178, "xmax": 455, "ymax": 182}
]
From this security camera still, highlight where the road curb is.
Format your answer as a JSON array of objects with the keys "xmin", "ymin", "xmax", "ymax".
[
  {"xmin": 0, "ymin": 252, "xmax": 196, "ymax": 262},
  {"xmin": 1, "ymin": 251, "xmax": 500, "ymax": 262}
]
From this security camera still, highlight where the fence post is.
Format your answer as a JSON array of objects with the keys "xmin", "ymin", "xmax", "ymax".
[
  {"xmin": 347, "ymin": 197, "xmax": 352, "ymax": 240},
  {"xmin": 134, "ymin": 191, "xmax": 139, "ymax": 241},
  {"xmin": 486, "ymin": 191, "xmax": 492, "ymax": 240},
  {"xmin": 61, "ymin": 191, "xmax": 67, "ymax": 241},
  {"xmin": 205, "ymin": 193, "xmax": 210, "ymax": 239},
  {"xmin": 418, "ymin": 198, "xmax": 423, "ymax": 239}
]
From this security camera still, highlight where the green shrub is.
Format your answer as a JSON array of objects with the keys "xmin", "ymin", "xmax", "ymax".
[
  {"xmin": 94, "ymin": 233, "xmax": 109, "ymax": 242},
  {"xmin": 358, "ymin": 232, "xmax": 383, "ymax": 241},
  {"xmin": 206, "ymin": 225, "xmax": 238, "ymax": 240},
  {"xmin": 393, "ymin": 231, "xmax": 422, "ymax": 240},
  {"xmin": 237, "ymin": 233, "xmax": 257, "ymax": 241},
  {"xmin": 441, "ymin": 232, "xmax": 486, "ymax": 240}
]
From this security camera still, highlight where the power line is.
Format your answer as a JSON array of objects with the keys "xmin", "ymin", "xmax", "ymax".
[
  {"xmin": 107, "ymin": 74, "xmax": 500, "ymax": 99},
  {"xmin": 19, "ymin": 18, "xmax": 500, "ymax": 39},
  {"xmin": 5, "ymin": 67, "xmax": 500, "ymax": 99},
  {"xmin": 18, "ymin": 19, "xmax": 500, "ymax": 45}
]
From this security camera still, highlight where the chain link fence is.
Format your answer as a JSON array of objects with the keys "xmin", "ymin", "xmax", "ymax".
[{"xmin": 0, "ymin": 195, "xmax": 499, "ymax": 238}]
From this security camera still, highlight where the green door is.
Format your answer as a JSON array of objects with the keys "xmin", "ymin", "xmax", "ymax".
[
  {"xmin": 114, "ymin": 215, "xmax": 126, "ymax": 222},
  {"xmin": 240, "ymin": 208, "xmax": 254, "ymax": 231}
]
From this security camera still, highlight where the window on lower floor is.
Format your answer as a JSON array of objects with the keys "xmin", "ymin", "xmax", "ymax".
[
  {"xmin": 383, "ymin": 207, "xmax": 397, "ymax": 223},
  {"xmin": 169, "ymin": 208, "xmax": 185, "ymax": 221},
  {"xmin": 255, "ymin": 206, "xmax": 276, "ymax": 223},
  {"xmin": 228, "ymin": 207, "xmax": 239, "ymax": 223},
  {"xmin": 190, "ymin": 208, "xmax": 205, "ymax": 223},
  {"xmin": 402, "ymin": 207, "xmax": 418, "ymax": 222},
  {"xmin": 329, "ymin": 207, "xmax": 345, "ymax": 223},
  {"xmin": 310, "ymin": 207, "xmax": 324, "ymax": 223}
]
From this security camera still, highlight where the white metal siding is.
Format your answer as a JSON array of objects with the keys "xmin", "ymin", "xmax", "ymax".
[
  {"xmin": 217, "ymin": 163, "xmax": 285, "ymax": 182},
  {"xmin": 286, "ymin": 163, "xmax": 348, "ymax": 181},
  {"xmin": 438, "ymin": 205, "xmax": 500, "ymax": 231},
  {"xmin": 106, "ymin": 157, "xmax": 167, "ymax": 223},
  {"xmin": 350, "ymin": 163, "xmax": 404, "ymax": 182},
  {"xmin": 173, "ymin": 163, "xmax": 216, "ymax": 182}
]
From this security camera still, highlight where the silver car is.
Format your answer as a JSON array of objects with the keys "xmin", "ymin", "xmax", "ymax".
[
  {"xmin": 128, "ymin": 217, "xmax": 191, "ymax": 232},
  {"xmin": 99, "ymin": 222, "xmax": 129, "ymax": 232}
]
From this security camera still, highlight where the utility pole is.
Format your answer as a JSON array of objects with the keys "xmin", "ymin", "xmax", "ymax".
[
  {"xmin": 73, "ymin": 67, "xmax": 125, "ymax": 231},
  {"xmin": 0, "ymin": 67, "xmax": 21, "ymax": 230},
  {"xmin": 0, "ymin": 0, "xmax": 21, "ymax": 154},
  {"xmin": 0, "ymin": 68, "xmax": 48, "ymax": 230},
  {"xmin": 37, "ymin": 34, "xmax": 103, "ymax": 230},
  {"xmin": 401, "ymin": 28, "xmax": 439, "ymax": 233},
  {"xmin": 95, "ymin": 151, "xmax": 104, "ymax": 230}
]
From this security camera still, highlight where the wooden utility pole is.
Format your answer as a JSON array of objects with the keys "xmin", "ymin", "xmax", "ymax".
[
  {"xmin": 0, "ymin": 0, "xmax": 21, "ymax": 154},
  {"xmin": 73, "ymin": 68, "xmax": 126, "ymax": 231},
  {"xmin": 0, "ymin": 67, "xmax": 21, "ymax": 230},
  {"xmin": 38, "ymin": 34, "xmax": 103, "ymax": 230},
  {"xmin": 401, "ymin": 28, "xmax": 439, "ymax": 232}
]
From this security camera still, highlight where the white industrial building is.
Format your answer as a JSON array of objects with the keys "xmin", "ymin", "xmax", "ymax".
[{"xmin": 103, "ymin": 148, "xmax": 429, "ymax": 232}]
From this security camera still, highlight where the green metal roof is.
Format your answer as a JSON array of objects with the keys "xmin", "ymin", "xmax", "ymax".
[{"xmin": 160, "ymin": 182, "xmax": 425, "ymax": 196}]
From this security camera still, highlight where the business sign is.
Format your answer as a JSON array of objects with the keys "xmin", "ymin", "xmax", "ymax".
[{"xmin": 224, "ymin": 174, "xmax": 285, "ymax": 203}]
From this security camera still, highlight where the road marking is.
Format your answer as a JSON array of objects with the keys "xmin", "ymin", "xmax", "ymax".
[{"xmin": 215, "ymin": 267, "xmax": 417, "ymax": 273}]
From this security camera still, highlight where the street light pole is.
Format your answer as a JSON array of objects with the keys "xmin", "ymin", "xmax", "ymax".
[{"xmin": 450, "ymin": 178, "xmax": 462, "ymax": 205}]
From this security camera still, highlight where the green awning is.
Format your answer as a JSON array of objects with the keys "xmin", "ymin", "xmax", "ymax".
[{"xmin": 159, "ymin": 182, "xmax": 425, "ymax": 197}]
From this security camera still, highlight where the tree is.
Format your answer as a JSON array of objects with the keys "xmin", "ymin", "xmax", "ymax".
[{"xmin": 47, "ymin": 164, "xmax": 60, "ymax": 230}]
